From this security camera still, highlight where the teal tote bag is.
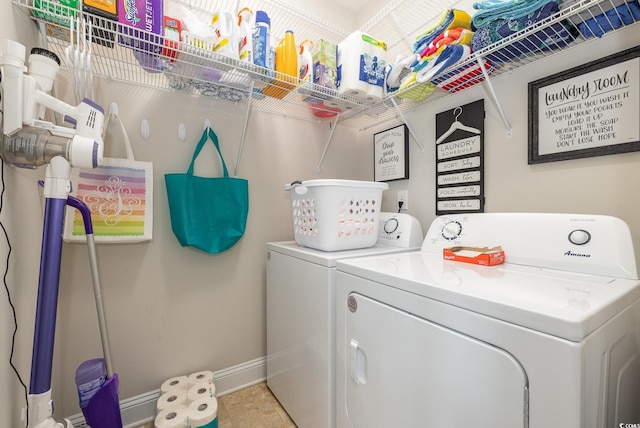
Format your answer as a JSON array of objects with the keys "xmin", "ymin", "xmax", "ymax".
[{"xmin": 165, "ymin": 127, "xmax": 249, "ymax": 254}]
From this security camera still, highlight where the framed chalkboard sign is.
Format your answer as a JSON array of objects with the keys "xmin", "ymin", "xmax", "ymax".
[
  {"xmin": 528, "ymin": 46, "xmax": 640, "ymax": 164},
  {"xmin": 374, "ymin": 124, "xmax": 409, "ymax": 182}
]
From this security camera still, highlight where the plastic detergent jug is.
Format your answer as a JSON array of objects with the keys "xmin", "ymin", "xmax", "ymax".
[
  {"xmin": 252, "ymin": 10, "xmax": 270, "ymax": 68},
  {"xmin": 337, "ymin": 31, "xmax": 387, "ymax": 102},
  {"xmin": 210, "ymin": 11, "xmax": 239, "ymax": 59},
  {"xmin": 237, "ymin": 7, "xmax": 254, "ymax": 63},
  {"xmin": 299, "ymin": 39, "xmax": 314, "ymax": 83},
  {"xmin": 263, "ymin": 30, "xmax": 298, "ymax": 99}
]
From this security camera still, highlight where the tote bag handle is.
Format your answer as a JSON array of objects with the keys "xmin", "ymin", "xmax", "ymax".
[
  {"xmin": 103, "ymin": 105, "xmax": 135, "ymax": 161},
  {"xmin": 188, "ymin": 128, "xmax": 229, "ymax": 178}
]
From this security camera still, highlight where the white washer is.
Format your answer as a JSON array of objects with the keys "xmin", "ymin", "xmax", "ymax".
[
  {"xmin": 267, "ymin": 213, "xmax": 423, "ymax": 428},
  {"xmin": 336, "ymin": 213, "xmax": 640, "ymax": 428}
]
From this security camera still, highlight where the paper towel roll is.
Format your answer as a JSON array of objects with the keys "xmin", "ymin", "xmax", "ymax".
[
  {"xmin": 157, "ymin": 390, "xmax": 189, "ymax": 413},
  {"xmin": 161, "ymin": 375, "xmax": 189, "ymax": 393},
  {"xmin": 187, "ymin": 370, "xmax": 215, "ymax": 386},
  {"xmin": 155, "ymin": 405, "xmax": 189, "ymax": 428},
  {"xmin": 187, "ymin": 397, "xmax": 218, "ymax": 427},
  {"xmin": 187, "ymin": 380, "xmax": 217, "ymax": 402},
  {"xmin": 337, "ymin": 31, "xmax": 386, "ymax": 102}
]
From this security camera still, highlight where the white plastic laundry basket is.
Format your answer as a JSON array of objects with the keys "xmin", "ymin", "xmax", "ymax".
[{"xmin": 285, "ymin": 179, "xmax": 389, "ymax": 251}]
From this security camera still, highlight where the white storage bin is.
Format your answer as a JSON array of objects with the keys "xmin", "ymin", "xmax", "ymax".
[{"xmin": 285, "ymin": 179, "xmax": 389, "ymax": 251}]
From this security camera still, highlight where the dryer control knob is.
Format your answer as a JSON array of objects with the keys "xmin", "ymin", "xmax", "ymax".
[
  {"xmin": 383, "ymin": 218, "xmax": 399, "ymax": 234},
  {"xmin": 442, "ymin": 221, "xmax": 462, "ymax": 240},
  {"xmin": 569, "ymin": 229, "xmax": 591, "ymax": 245}
]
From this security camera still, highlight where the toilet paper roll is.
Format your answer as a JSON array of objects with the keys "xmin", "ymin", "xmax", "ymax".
[
  {"xmin": 157, "ymin": 389, "xmax": 189, "ymax": 413},
  {"xmin": 187, "ymin": 380, "xmax": 217, "ymax": 402},
  {"xmin": 187, "ymin": 370, "xmax": 215, "ymax": 386},
  {"xmin": 155, "ymin": 405, "xmax": 189, "ymax": 428},
  {"xmin": 161, "ymin": 375, "xmax": 190, "ymax": 393},
  {"xmin": 187, "ymin": 397, "xmax": 218, "ymax": 427}
]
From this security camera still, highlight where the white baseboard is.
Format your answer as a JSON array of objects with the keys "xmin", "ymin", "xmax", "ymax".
[{"xmin": 67, "ymin": 356, "xmax": 267, "ymax": 427}]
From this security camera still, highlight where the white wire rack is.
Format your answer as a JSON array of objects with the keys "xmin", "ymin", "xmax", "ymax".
[{"xmin": 11, "ymin": 0, "xmax": 640, "ymax": 129}]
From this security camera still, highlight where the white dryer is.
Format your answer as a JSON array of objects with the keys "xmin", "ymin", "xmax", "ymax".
[
  {"xmin": 336, "ymin": 213, "xmax": 640, "ymax": 428},
  {"xmin": 267, "ymin": 213, "xmax": 423, "ymax": 428}
]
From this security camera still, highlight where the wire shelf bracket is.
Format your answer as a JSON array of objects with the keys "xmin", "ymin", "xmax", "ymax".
[{"xmin": 316, "ymin": 113, "xmax": 341, "ymax": 173}]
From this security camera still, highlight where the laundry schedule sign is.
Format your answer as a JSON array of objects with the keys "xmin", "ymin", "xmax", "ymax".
[
  {"xmin": 529, "ymin": 46, "xmax": 640, "ymax": 164},
  {"xmin": 435, "ymin": 99, "xmax": 485, "ymax": 215}
]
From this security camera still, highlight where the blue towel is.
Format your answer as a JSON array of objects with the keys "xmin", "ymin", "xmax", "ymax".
[
  {"xmin": 471, "ymin": 2, "xmax": 577, "ymax": 63},
  {"xmin": 472, "ymin": 0, "xmax": 558, "ymax": 28},
  {"xmin": 578, "ymin": 0, "xmax": 640, "ymax": 37}
]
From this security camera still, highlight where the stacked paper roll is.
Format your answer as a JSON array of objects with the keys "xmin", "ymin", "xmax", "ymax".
[
  {"xmin": 155, "ymin": 405, "xmax": 189, "ymax": 428},
  {"xmin": 160, "ymin": 376, "xmax": 190, "ymax": 394},
  {"xmin": 187, "ymin": 398, "xmax": 218, "ymax": 427},
  {"xmin": 337, "ymin": 31, "xmax": 387, "ymax": 102},
  {"xmin": 157, "ymin": 372, "xmax": 218, "ymax": 427},
  {"xmin": 157, "ymin": 389, "xmax": 189, "ymax": 413},
  {"xmin": 187, "ymin": 370, "xmax": 215, "ymax": 386},
  {"xmin": 188, "ymin": 380, "xmax": 217, "ymax": 402}
]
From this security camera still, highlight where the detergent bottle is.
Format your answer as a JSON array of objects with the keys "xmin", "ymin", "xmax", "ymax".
[
  {"xmin": 252, "ymin": 10, "xmax": 270, "ymax": 68},
  {"xmin": 263, "ymin": 30, "xmax": 298, "ymax": 98},
  {"xmin": 210, "ymin": 11, "xmax": 239, "ymax": 59},
  {"xmin": 276, "ymin": 30, "xmax": 298, "ymax": 78},
  {"xmin": 298, "ymin": 39, "xmax": 314, "ymax": 84},
  {"xmin": 237, "ymin": 7, "xmax": 253, "ymax": 63}
]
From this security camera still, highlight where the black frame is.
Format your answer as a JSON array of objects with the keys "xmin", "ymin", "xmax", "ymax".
[
  {"xmin": 374, "ymin": 124, "xmax": 409, "ymax": 182},
  {"xmin": 528, "ymin": 46, "xmax": 640, "ymax": 164}
]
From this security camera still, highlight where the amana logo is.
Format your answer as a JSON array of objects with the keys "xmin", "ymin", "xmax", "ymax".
[{"xmin": 564, "ymin": 250, "xmax": 591, "ymax": 258}]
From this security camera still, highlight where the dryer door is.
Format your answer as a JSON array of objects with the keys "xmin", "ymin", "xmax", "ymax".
[{"xmin": 343, "ymin": 293, "xmax": 528, "ymax": 428}]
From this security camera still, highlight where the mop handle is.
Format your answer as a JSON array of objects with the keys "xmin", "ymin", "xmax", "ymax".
[{"xmin": 67, "ymin": 195, "xmax": 115, "ymax": 379}]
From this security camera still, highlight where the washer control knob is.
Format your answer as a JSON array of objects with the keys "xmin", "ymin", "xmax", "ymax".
[
  {"xmin": 442, "ymin": 221, "xmax": 462, "ymax": 240},
  {"xmin": 383, "ymin": 218, "xmax": 399, "ymax": 234},
  {"xmin": 569, "ymin": 229, "xmax": 591, "ymax": 245}
]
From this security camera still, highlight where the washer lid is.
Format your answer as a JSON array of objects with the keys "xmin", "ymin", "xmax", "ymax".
[
  {"xmin": 267, "ymin": 241, "xmax": 416, "ymax": 267},
  {"xmin": 337, "ymin": 252, "xmax": 640, "ymax": 342}
]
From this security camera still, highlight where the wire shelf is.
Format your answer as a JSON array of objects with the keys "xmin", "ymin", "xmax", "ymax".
[{"xmin": 12, "ymin": 0, "xmax": 640, "ymax": 128}]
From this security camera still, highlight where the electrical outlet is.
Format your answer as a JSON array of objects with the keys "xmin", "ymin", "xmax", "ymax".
[{"xmin": 397, "ymin": 190, "xmax": 408, "ymax": 210}]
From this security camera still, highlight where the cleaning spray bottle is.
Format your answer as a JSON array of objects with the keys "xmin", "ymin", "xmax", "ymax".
[
  {"xmin": 237, "ymin": 7, "xmax": 254, "ymax": 63},
  {"xmin": 252, "ymin": 10, "xmax": 270, "ymax": 68}
]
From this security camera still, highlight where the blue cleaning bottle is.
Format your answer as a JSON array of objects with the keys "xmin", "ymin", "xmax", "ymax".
[{"xmin": 253, "ymin": 10, "xmax": 271, "ymax": 68}]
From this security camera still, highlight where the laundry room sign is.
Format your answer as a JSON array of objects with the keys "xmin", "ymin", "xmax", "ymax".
[
  {"xmin": 435, "ymin": 99, "xmax": 485, "ymax": 215},
  {"xmin": 528, "ymin": 45, "xmax": 640, "ymax": 164}
]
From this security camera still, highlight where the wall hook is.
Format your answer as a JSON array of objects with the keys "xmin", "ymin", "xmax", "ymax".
[
  {"xmin": 109, "ymin": 103, "xmax": 119, "ymax": 124},
  {"xmin": 140, "ymin": 119, "xmax": 150, "ymax": 140},
  {"xmin": 178, "ymin": 122, "xmax": 187, "ymax": 142}
]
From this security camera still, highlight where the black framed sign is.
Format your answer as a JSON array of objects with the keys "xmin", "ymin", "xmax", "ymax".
[
  {"xmin": 374, "ymin": 124, "xmax": 409, "ymax": 182},
  {"xmin": 528, "ymin": 46, "xmax": 640, "ymax": 164},
  {"xmin": 435, "ymin": 99, "xmax": 485, "ymax": 215}
]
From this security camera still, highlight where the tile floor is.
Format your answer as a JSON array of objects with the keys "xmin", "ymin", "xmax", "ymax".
[{"xmin": 139, "ymin": 382, "xmax": 297, "ymax": 427}]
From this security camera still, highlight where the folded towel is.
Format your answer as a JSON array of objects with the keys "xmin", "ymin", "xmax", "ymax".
[
  {"xmin": 421, "ymin": 28, "xmax": 475, "ymax": 58},
  {"xmin": 397, "ymin": 73, "xmax": 436, "ymax": 100},
  {"xmin": 472, "ymin": 0, "xmax": 558, "ymax": 28},
  {"xmin": 471, "ymin": 2, "xmax": 577, "ymax": 62},
  {"xmin": 416, "ymin": 44, "xmax": 473, "ymax": 83},
  {"xmin": 414, "ymin": 9, "xmax": 473, "ymax": 54},
  {"xmin": 385, "ymin": 54, "xmax": 419, "ymax": 91},
  {"xmin": 577, "ymin": 0, "xmax": 640, "ymax": 37},
  {"xmin": 432, "ymin": 58, "xmax": 495, "ymax": 92}
]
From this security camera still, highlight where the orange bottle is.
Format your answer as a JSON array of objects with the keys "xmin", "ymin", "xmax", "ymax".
[{"xmin": 263, "ymin": 30, "xmax": 299, "ymax": 99}]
